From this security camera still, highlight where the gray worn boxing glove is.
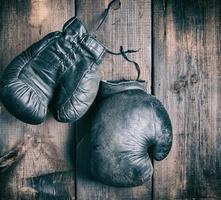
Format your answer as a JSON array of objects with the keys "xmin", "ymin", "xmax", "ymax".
[
  {"xmin": 0, "ymin": 17, "xmax": 106, "ymax": 124},
  {"xmin": 90, "ymin": 80, "xmax": 172, "ymax": 187}
]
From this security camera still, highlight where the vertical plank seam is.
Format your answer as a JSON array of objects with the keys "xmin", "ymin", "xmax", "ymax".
[
  {"xmin": 74, "ymin": 125, "xmax": 78, "ymax": 200},
  {"xmin": 150, "ymin": 0, "xmax": 155, "ymax": 96},
  {"xmin": 150, "ymin": 0, "xmax": 155, "ymax": 200},
  {"xmin": 74, "ymin": 1, "xmax": 78, "ymax": 199}
]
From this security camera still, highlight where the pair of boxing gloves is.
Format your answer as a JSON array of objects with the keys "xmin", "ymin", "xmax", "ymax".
[{"xmin": 0, "ymin": 17, "xmax": 172, "ymax": 187}]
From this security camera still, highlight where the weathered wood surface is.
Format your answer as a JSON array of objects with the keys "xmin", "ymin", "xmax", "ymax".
[
  {"xmin": 0, "ymin": 0, "xmax": 75, "ymax": 199},
  {"xmin": 75, "ymin": 0, "xmax": 152, "ymax": 199},
  {"xmin": 1, "ymin": 0, "xmax": 221, "ymax": 199},
  {"xmin": 153, "ymin": 0, "xmax": 221, "ymax": 199}
]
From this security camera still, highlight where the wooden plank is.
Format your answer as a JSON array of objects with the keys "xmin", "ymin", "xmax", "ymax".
[
  {"xmin": 0, "ymin": 0, "xmax": 75, "ymax": 199},
  {"xmin": 75, "ymin": 0, "xmax": 152, "ymax": 199},
  {"xmin": 153, "ymin": 0, "xmax": 221, "ymax": 199}
]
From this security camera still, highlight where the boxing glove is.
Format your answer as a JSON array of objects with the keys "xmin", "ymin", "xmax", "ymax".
[
  {"xmin": 90, "ymin": 80, "xmax": 172, "ymax": 187},
  {"xmin": 0, "ymin": 17, "xmax": 106, "ymax": 124}
]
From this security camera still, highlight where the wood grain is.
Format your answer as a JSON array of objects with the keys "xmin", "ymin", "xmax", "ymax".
[
  {"xmin": 75, "ymin": 0, "xmax": 152, "ymax": 199},
  {"xmin": 1, "ymin": 0, "xmax": 220, "ymax": 199},
  {"xmin": 153, "ymin": 0, "xmax": 221, "ymax": 199},
  {"xmin": 76, "ymin": 0, "xmax": 151, "ymax": 84},
  {"xmin": 0, "ymin": 0, "xmax": 75, "ymax": 199}
]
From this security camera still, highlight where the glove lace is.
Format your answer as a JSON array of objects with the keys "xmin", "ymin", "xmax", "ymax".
[{"xmin": 95, "ymin": 0, "xmax": 141, "ymax": 81}]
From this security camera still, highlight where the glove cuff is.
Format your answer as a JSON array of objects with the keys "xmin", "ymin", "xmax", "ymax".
[
  {"xmin": 63, "ymin": 17, "xmax": 106, "ymax": 65},
  {"xmin": 63, "ymin": 17, "xmax": 87, "ymax": 37},
  {"xmin": 81, "ymin": 35, "xmax": 106, "ymax": 65},
  {"xmin": 98, "ymin": 80, "xmax": 147, "ymax": 98}
]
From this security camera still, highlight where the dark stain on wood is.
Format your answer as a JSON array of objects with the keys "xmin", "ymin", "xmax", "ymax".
[{"xmin": 172, "ymin": 75, "xmax": 188, "ymax": 93}]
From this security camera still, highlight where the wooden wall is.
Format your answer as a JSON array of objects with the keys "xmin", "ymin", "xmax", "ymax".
[
  {"xmin": 0, "ymin": 0, "xmax": 220, "ymax": 199},
  {"xmin": 153, "ymin": 0, "xmax": 221, "ymax": 199},
  {"xmin": 0, "ymin": 1, "xmax": 75, "ymax": 199}
]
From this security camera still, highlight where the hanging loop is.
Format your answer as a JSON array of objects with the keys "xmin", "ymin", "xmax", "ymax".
[
  {"xmin": 96, "ymin": 0, "xmax": 121, "ymax": 31},
  {"xmin": 94, "ymin": 0, "xmax": 141, "ymax": 81}
]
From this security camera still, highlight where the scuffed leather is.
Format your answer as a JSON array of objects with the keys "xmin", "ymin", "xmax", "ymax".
[
  {"xmin": 90, "ymin": 80, "xmax": 173, "ymax": 187},
  {"xmin": 0, "ymin": 17, "xmax": 106, "ymax": 124},
  {"xmin": 24, "ymin": 171, "xmax": 74, "ymax": 199}
]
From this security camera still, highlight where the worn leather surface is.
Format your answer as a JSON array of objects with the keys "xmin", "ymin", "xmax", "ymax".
[
  {"xmin": 23, "ymin": 171, "xmax": 74, "ymax": 200},
  {"xmin": 90, "ymin": 80, "xmax": 173, "ymax": 187},
  {"xmin": 0, "ymin": 17, "xmax": 106, "ymax": 124}
]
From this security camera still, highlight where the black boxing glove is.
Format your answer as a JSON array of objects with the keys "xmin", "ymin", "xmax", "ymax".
[
  {"xmin": 0, "ymin": 17, "xmax": 106, "ymax": 124},
  {"xmin": 50, "ymin": 17, "xmax": 106, "ymax": 123},
  {"xmin": 90, "ymin": 80, "xmax": 172, "ymax": 187}
]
